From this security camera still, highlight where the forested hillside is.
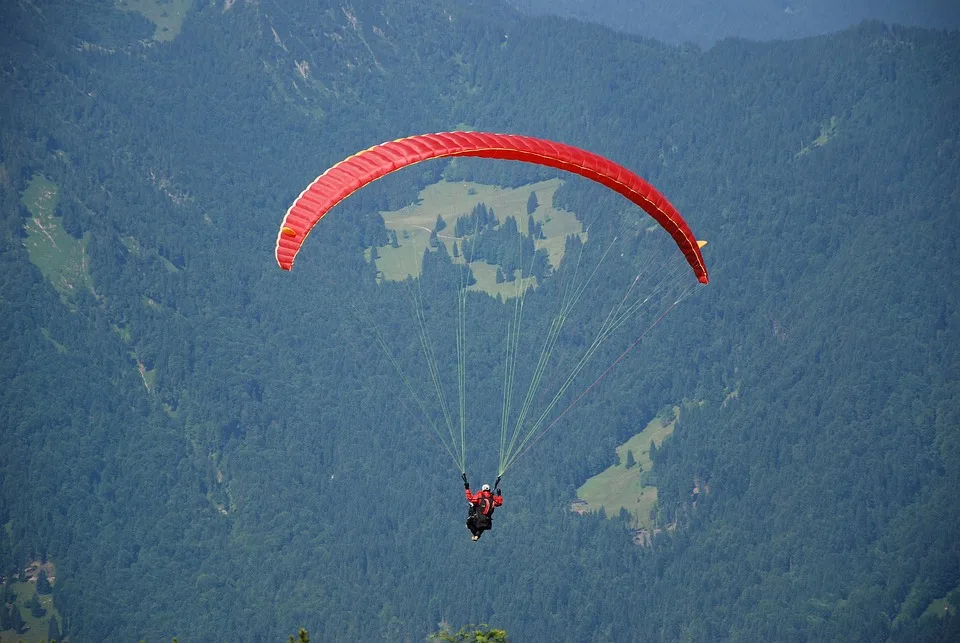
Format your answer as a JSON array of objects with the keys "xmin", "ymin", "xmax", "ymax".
[
  {"xmin": 1, "ymin": 1, "xmax": 958, "ymax": 640},
  {"xmin": 508, "ymin": 0, "xmax": 960, "ymax": 46}
]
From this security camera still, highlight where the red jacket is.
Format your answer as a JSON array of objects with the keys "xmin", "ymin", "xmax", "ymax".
[{"xmin": 466, "ymin": 489, "xmax": 503, "ymax": 514}]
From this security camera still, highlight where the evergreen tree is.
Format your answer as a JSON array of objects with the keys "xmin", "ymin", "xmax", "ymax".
[
  {"xmin": 526, "ymin": 191, "xmax": 538, "ymax": 215},
  {"xmin": 0, "ymin": 533, "xmax": 12, "ymax": 581},
  {"xmin": 288, "ymin": 627, "xmax": 309, "ymax": 643},
  {"xmin": 452, "ymin": 241, "xmax": 459, "ymax": 258},
  {"xmin": 0, "ymin": 583, "xmax": 13, "ymax": 606},
  {"xmin": 435, "ymin": 214, "xmax": 447, "ymax": 232},
  {"xmin": 27, "ymin": 591, "xmax": 45, "ymax": 618},
  {"xmin": 48, "ymin": 614, "xmax": 61, "ymax": 642},
  {"xmin": 530, "ymin": 248, "xmax": 550, "ymax": 283},
  {"xmin": 500, "ymin": 215, "xmax": 518, "ymax": 238},
  {"xmin": 36, "ymin": 569, "xmax": 52, "ymax": 594},
  {"xmin": 626, "ymin": 450, "xmax": 636, "ymax": 469},
  {"xmin": 482, "ymin": 203, "xmax": 497, "ymax": 229},
  {"xmin": 520, "ymin": 234, "xmax": 535, "ymax": 277},
  {"xmin": 8, "ymin": 603, "xmax": 25, "ymax": 634}
]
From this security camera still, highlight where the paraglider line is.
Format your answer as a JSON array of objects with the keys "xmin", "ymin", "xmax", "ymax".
[{"xmin": 502, "ymin": 294, "xmax": 687, "ymax": 474}]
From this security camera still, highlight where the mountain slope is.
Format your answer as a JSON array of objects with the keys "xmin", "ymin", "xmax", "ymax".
[{"xmin": 1, "ymin": 1, "xmax": 958, "ymax": 640}]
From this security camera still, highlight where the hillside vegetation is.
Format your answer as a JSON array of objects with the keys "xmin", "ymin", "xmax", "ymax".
[{"xmin": 0, "ymin": 1, "xmax": 958, "ymax": 640}]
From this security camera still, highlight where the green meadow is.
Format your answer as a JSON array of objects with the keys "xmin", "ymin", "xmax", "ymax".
[
  {"xmin": 0, "ymin": 556, "xmax": 62, "ymax": 643},
  {"xmin": 573, "ymin": 407, "xmax": 679, "ymax": 530},
  {"xmin": 375, "ymin": 178, "xmax": 585, "ymax": 298},
  {"xmin": 0, "ymin": 582, "xmax": 60, "ymax": 642},
  {"xmin": 116, "ymin": 0, "xmax": 193, "ymax": 42},
  {"xmin": 21, "ymin": 173, "xmax": 93, "ymax": 301}
]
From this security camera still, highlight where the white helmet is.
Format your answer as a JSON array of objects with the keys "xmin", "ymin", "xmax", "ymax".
[{"xmin": 482, "ymin": 484, "xmax": 491, "ymax": 492}]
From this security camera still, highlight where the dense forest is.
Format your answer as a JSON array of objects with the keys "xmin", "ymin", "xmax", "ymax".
[{"xmin": 1, "ymin": 0, "xmax": 958, "ymax": 640}]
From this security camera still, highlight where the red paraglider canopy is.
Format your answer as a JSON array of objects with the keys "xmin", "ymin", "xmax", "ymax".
[{"xmin": 277, "ymin": 131, "xmax": 708, "ymax": 284}]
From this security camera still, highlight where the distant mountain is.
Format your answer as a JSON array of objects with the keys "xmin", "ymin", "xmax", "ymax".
[{"xmin": 507, "ymin": 0, "xmax": 960, "ymax": 45}]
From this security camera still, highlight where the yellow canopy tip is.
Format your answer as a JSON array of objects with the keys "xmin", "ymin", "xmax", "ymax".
[{"xmin": 697, "ymin": 239, "xmax": 708, "ymax": 248}]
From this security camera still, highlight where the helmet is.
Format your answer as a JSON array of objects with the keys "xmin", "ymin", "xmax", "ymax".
[{"xmin": 482, "ymin": 484, "xmax": 491, "ymax": 492}]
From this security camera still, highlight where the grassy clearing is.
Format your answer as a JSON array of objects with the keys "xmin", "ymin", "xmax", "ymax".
[
  {"xmin": 116, "ymin": 0, "xmax": 193, "ymax": 42},
  {"xmin": 573, "ymin": 407, "xmax": 679, "ymax": 530},
  {"xmin": 113, "ymin": 323, "xmax": 133, "ymax": 343},
  {"xmin": 922, "ymin": 597, "xmax": 951, "ymax": 619},
  {"xmin": 0, "ymin": 557, "xmax": 61, "ymax": 643},
  {"xmin": 921, "ymin": 592, "xmax": 957, "ymax": 621},
  {"xmin": 0, "ymin": 582, "xmax": 61, "ymax": 642},
  {"xmin": 797, "ymin": 116, "xmax": 839, "ymax": 157},
  {"xmin": 120, "ymin": 235, "xmax": 141, "ymax": 256},
  {"xmin": 376, "ymin": 179, "xmax": 584, "ymax": 297},
  {"xmin": 21, "ymin": 173, "xmax": 93, "ymax": 301}
]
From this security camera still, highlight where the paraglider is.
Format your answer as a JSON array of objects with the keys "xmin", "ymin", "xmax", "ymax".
[
  {"xmin": 463, "ymin": 473, "xmax": 502, "ymax": 541},
  {"xmin": 276, "ymin": 132, "xmax": 708, "ymax": 539}
]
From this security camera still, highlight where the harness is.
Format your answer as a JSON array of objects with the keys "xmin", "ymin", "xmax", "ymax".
[
  {"xmin": 468, "ymin": 492, "xmax": 495, "ymax": 528},
  {"xmin": 477, "ymin": 493, "xmax": 495, "ymax": 517}
]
